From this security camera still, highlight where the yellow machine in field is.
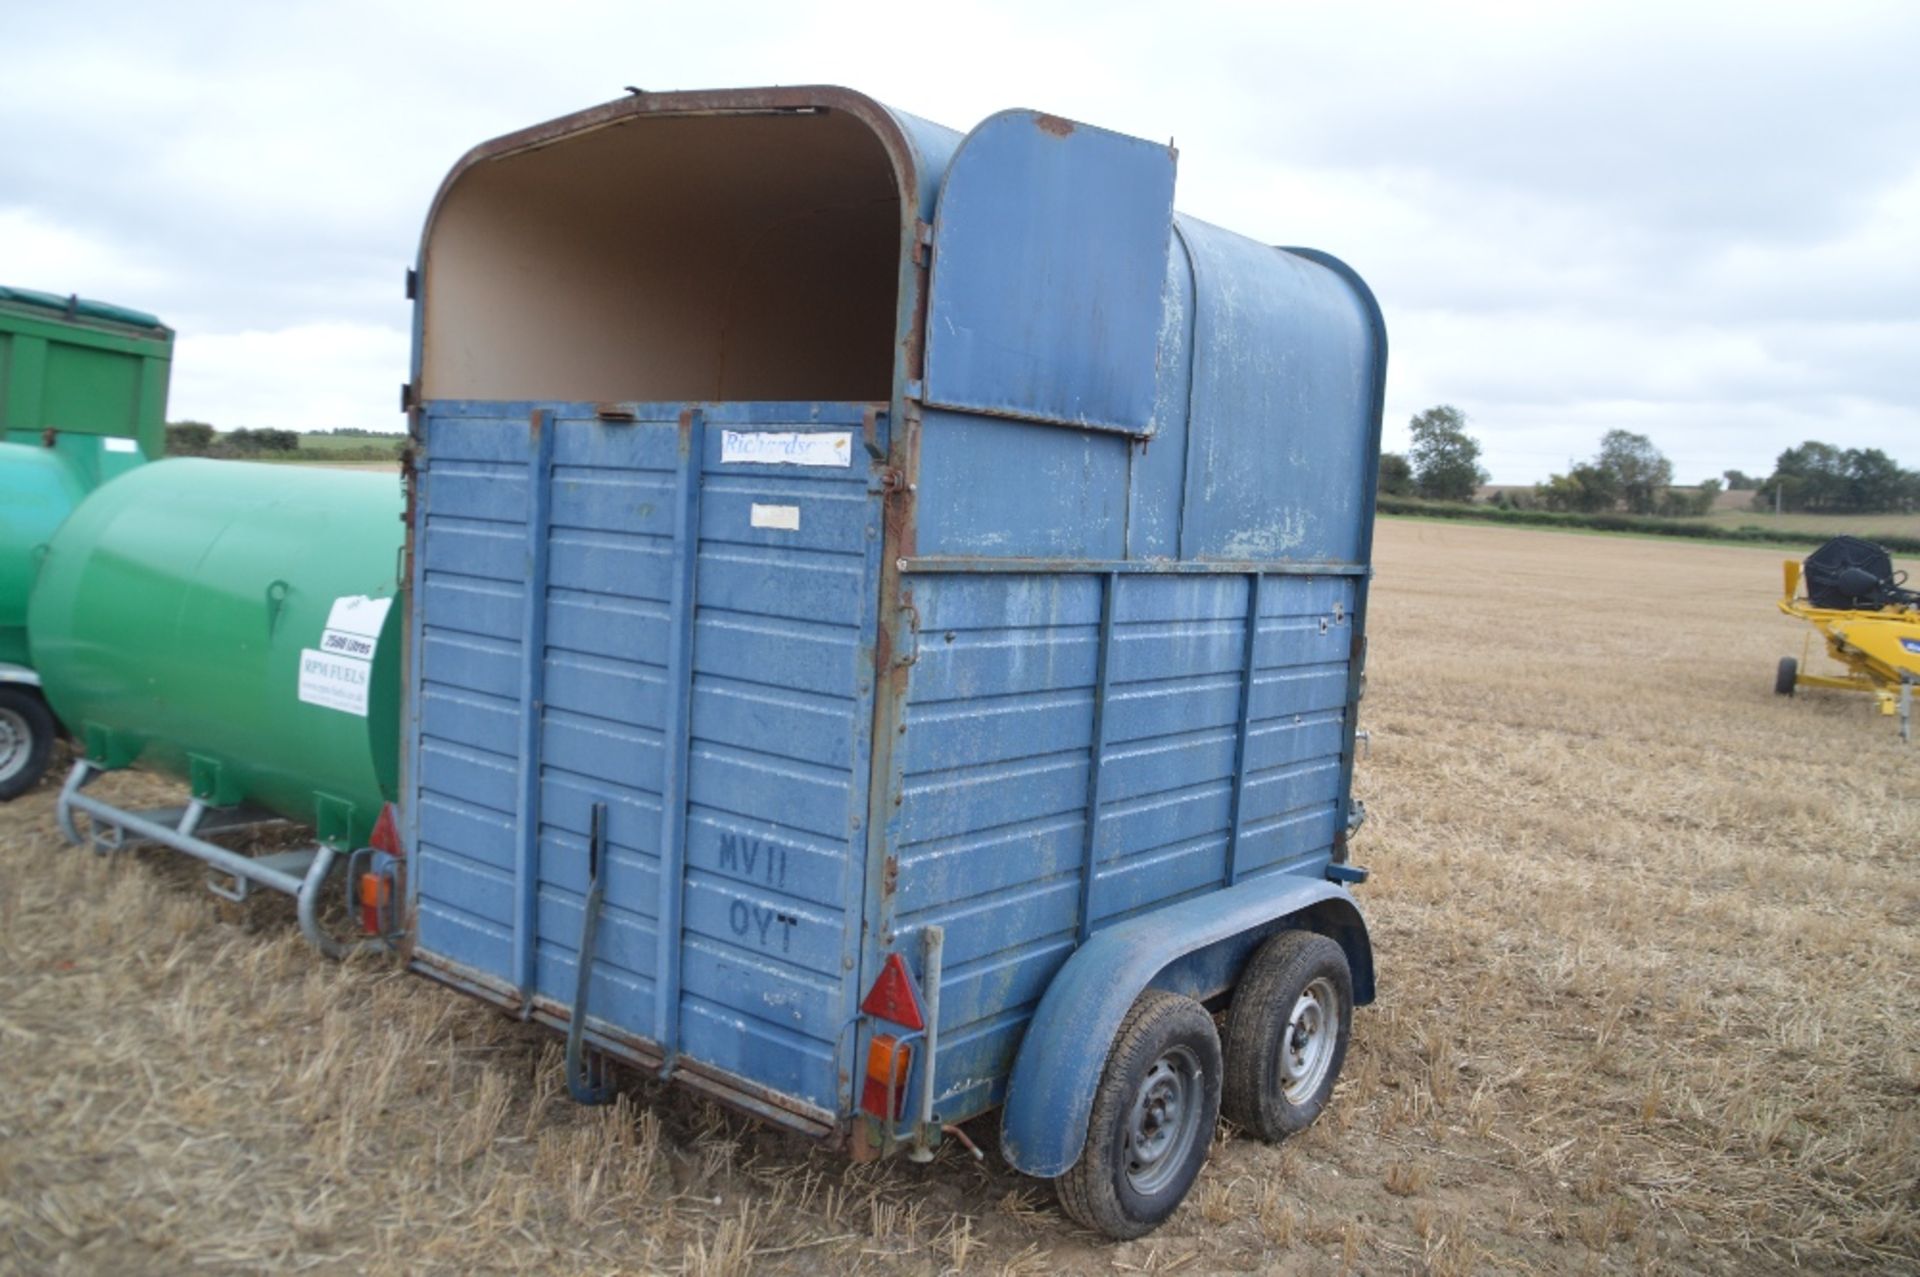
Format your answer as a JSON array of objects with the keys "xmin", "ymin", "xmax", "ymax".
[{"xmin": 1775, "ymin": 536, "xmax": 1920, "ymax": 744}]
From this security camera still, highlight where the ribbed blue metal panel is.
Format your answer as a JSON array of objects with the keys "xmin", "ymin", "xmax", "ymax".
[
  {"xmin": 889, "ymin": 568, "xmax": 1356, "ymax": 1124},
  {"xmin": 412, "ymin": 400, "xmax": 882, "ymax": 1113}
]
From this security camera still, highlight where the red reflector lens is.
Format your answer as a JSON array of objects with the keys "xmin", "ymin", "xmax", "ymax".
[
  {"xmin": 369, "ymin": 804, "xmax": 403, "ymax": 857},
  {"xmin": 859, "ymin": 952, "xmax": 925, "ymax": 1030}
]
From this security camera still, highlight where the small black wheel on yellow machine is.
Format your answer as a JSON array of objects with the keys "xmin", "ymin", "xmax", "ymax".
[{"xmin": 1774, "ymin": 656, "xmax": 1798, "ymax": 697}]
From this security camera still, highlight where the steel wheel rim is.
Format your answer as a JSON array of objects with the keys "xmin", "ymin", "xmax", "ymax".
[
  {"xmin": 1277, "ymin": 977, "xmax": 1339, "ymax": 1102},
  {"xmin": 1124, "ymin": 1045, "xmax": 1205, "ymax": 1196},
  {"xmin": 0, "ymin": 705, "xmax": 28, "ymax": 783}
]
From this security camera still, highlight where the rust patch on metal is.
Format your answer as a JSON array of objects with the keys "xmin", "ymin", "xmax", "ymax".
[
  {"xmin": 676, "ymin": 406, "xmax": 695, "ymax": 459},
  {"xmin": 1034, "ymin": 114, "xmax": 1075, "ymax": 138},
  {"xmin": 848, "ymin": 1115, "xmax": 882, "ymax": 1162}
]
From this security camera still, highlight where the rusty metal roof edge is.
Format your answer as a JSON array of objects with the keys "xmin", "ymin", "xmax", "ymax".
[{"xmin": 413, "ymin": 85, "xmax": 937, "ymax": 267}]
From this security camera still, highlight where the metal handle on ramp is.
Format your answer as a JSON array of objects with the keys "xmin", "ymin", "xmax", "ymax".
[{"xmin": 565, "ymin": 801, "xmax": 615, "ymax": 1105}]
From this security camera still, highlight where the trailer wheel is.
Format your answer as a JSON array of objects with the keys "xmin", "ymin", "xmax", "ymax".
[
  {"xmin": 1055, "ymin": 989, "xmax": 1221, "ymax": 1239},
  {"xmin": 1775, "ymin": 656, "xmax": 1798, "ymax": 697},
  {"xmin": 1222, "ymin": 930, "xmax": 1352, "ymax": 1142},
  {"xmin": 0, "ymin": 686, "xmax": 56, "ymax": 802}
]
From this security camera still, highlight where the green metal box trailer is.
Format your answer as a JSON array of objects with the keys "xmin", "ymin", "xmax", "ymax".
[
  {"xmin": 0, "ymin": 285, "xmax": 173, "ymax": 798},
  {"xmin": 0, "ymin": 285, "xmax": 173, "ymax": 484}
]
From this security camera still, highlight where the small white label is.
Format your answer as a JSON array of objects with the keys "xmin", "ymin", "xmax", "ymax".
[
  {"xmin": 325, "ymin": 594, "xmax": 392, "ymax": 636},
  {"xmin": 750, "ymin": 503, "xmax": 801, "ymax": 531},
  {"xmin": 103, "ymin": 437, "xmax": 139, "ymax": 454},
  {"xmin": 720, "ymin": 430, "xmax": 853, "ymax": 468},
  {"xmin": 298, "ymin": 649, "xmax": 372, "ymax": 716},
  {"xmin": 320, "ymin": 594, "xmax": 391, "ymax": 659}
]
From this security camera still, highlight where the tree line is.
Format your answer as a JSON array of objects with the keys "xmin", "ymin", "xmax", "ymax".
[
  {"xmin": 1378, "ymin": 405, "xmax": 1917, "ymax": 517},
  {"xmin": 164, "ymin": 422, "xmax": 404, "ymax": 461},
  {"xmin": 165, "ymin": 421, "xmax": 300, "ymax": 456}
]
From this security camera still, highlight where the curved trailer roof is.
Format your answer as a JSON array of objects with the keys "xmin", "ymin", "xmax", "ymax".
[{"xmin": 412, "ymin": 85, "xmax": 1384, "ymax": 565}]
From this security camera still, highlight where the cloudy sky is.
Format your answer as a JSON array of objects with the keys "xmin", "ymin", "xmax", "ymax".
[{"xmin": 2, "ymin": 1, "xmax": 1914, "ymax": 483}]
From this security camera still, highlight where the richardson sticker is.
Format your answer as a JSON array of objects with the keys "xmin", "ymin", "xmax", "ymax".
[
  {"xmin": 320, "ymin": 594, "xmax": 393, "ymax": 661},
  {"xmin": 1902, "ymin": 637, "xmax": 1920, "ymax": 655},
  {"xmin": 750, "ymin": 503, "xmax": 801, "ymax": 531},
  {"xmin": 298, "ymin": 649, "xmax": 372, "ymax": 716},
  {"xmin": 720, "ymin": 430, "xmax": 853, "ymax": 468}
]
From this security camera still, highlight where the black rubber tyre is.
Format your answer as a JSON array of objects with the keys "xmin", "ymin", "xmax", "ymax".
[
  {"xmin": 0, "ymin": 685, "xmax": 56, "ymax": 802},
  {"xmin": 1055, "ymin": 989, "xmax": 1222, "ymax": 1239},
  {"xmin": 1775, "ymin": 656, "xmax": 1798, "ymax": 697},
  {"xmin": 1221, "ymin": 930, "xmax": 1353, "ymax": 1143}
]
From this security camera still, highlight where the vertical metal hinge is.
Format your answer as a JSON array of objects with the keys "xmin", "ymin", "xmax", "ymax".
[
  {"xmin": 399, "ymin": 382, "xmax": 412, "ymax": 413},
  {"xmin": 911, "ymin": 219, "xmax": 935, "ymax": 267},
  {"xmin": 404, "ymin": 267, "xmax": 418, "ymax": 300}
]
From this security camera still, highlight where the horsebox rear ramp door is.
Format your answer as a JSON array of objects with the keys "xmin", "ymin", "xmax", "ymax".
[{"xmin": 408, "ymin": 400, "xmax": 887, "ymax": 1120}]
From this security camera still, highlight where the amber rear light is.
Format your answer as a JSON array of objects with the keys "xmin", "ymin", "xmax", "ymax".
[{"xmin": 861, "ymin": 1033, "xmax": 913, "ymax": 1119}]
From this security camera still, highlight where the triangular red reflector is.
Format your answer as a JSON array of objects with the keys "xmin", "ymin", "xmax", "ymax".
[
  {"xmin": 369, "ymin": 803, "xmax": 404, "ymax": 857},
  {"xmin": 860, "ymin": 952, "xmax": 925, "ymax": 1030}
]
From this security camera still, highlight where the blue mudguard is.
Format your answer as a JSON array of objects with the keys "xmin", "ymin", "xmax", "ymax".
[{"xmin": 998, "ymin": 874, "xmax": 1372, "ymax": 1177}]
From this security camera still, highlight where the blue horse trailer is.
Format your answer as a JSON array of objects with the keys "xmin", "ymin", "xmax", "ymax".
[{"xmin": 398, "ymin": 85, "xmax": 1385, "ymax": 1238}]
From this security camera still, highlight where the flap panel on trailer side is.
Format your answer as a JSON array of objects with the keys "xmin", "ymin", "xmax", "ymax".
[{"xmin": 921, "ymin": 111, "xmax": 1175, "ymax": 434}]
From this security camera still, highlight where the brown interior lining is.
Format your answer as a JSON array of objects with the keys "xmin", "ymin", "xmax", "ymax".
[{"xmin": 421, "ymin": 109, "xmax": 901, "ymax": 404}]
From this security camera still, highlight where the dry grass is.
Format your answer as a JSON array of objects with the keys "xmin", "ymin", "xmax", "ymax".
[{"xmin": 2, "ymin": 519, "xmax": 1916, "ymax": 1274}]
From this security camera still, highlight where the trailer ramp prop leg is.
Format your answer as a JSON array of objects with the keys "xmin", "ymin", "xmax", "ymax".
[
  {"xmin": 54, "ymin": 759, "xmax": 379, "ymax": 959},
  {"xmin": 565, "ymin": 801, "xmax": 616, "ymax": 1105}
]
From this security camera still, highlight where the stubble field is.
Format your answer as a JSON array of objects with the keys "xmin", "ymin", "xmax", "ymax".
[{"xmin": 2, "ymin": 519, "xmax": 1916, "ymax": 1275}]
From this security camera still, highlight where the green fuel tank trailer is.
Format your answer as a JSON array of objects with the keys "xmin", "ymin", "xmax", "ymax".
[
  {"xmin": 0, "ymin": 442, "xmax": 87, "ymax": 670},
  {"xmin": 28, "ymin": 460, "xmax": 404, "ymax": 847}
]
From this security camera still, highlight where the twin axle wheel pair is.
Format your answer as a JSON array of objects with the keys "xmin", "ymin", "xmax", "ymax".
[{"xmin": 1056, "ymin": 930, "xmax": 1354, "ymax": 1239}]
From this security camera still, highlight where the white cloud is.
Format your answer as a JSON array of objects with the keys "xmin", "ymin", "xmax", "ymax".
[
  {"xmin": 0, "ymin": 0, "xmax": 1912, "ymax": 482},
  {"xmin": 171, "ymin": 324, "xmax": 409, "ymax": 434}
]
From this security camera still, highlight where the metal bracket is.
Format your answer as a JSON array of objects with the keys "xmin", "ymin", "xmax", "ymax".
[
  {"xmin": 54, "ymin": 760, "xmax": 372, "ymax": 958},
  {"xmin": 895, "ymin": 601, "xmax": 921, "ymax": 667},
  {"xmin": 907, "ymin": 926, "xmax": 945, "ymax": 1163},
  {"xmin": 565, "ymin": 801, "xmax": 616, "ymax": 1105}
]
